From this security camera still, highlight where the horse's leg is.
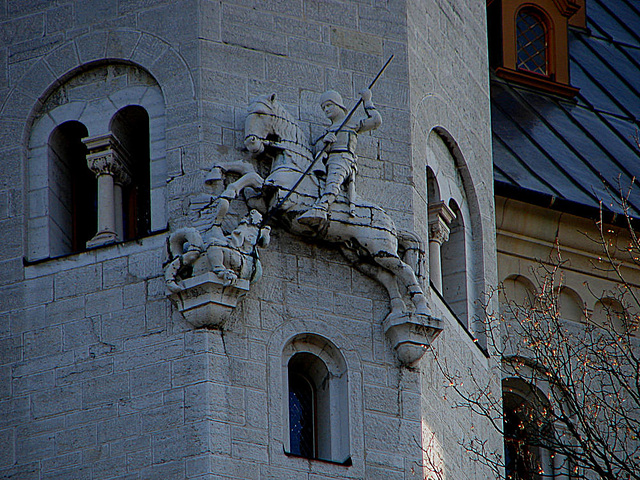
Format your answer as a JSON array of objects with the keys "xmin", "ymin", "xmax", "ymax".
[
  {"xmin": 340, "ymin": 247, "xmax": 405, "ymax": 314},
  {"xmin": 373, "ymin": 254, "xmax": 429, "ymax": 315}
]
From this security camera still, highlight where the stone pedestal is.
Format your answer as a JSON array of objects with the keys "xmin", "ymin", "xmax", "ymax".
[
  {"xmin": 169, "ymin": 272, "xmax": 250, "ymax": 328},
  {"xmin": 383, "ymin": 312, "xmax": 444, "ymax": 365}
]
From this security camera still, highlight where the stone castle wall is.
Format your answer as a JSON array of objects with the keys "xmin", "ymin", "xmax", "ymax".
[{"xmin": 0, "ymin": 1, "xmax": 499, "ymax": 479}]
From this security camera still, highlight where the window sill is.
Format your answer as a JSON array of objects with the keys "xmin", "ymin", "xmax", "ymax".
[
  {"xmin": 284, "ymin": 450, "xmax": 352, "ymax": 466},
  {"xmin": 495, "ymin": 67, "xmax": 580, "ymax": 98}
]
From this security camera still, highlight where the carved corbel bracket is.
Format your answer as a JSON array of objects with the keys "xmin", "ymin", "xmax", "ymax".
[
  {"xmin": 169, "ymin": 272, "xmax": 250, "ymax": 328},
  {"xmin": 427, "ymin": 201, "xmax": 456, "ymax": 245},
  {"xmin": 383, "ymin": 311, "xmax": 443, "ymax": 365}
]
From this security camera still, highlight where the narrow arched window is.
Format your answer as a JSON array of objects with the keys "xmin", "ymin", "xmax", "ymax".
[
  {"xmin": 48, "ymin": 121, "xmax": 97, "ymax": 255},
  {"xmin": 516, "ymin": 9, "xmax": 548, "ymax": 76}
]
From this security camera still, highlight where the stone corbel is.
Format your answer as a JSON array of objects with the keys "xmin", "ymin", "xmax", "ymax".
[
  {"xmin": 427, "ymin": 201, "xmax": 456, "ymax": 291},
  {"xmin": 383, "ymin": 312, "xmax": 443, "ymax": 365},
  {"xmin": 169, "ymin": 272, "xmax": 250, "ymax": 328}
]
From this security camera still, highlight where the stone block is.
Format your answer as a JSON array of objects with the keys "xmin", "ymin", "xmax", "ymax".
[
  {"xmin": 0, "ymin": 13, "xmax": 44, "ymax": 46},
  {"xmin": 32, "ymin": 385, "xmax": 81, "ymax": 419},
  {"xmin": 265, "ymin": 56, "xmax": 324, "ymax": 90},
  {"xmin": 12, "ymin": 370, "xmax": 55, "ymax": 396},
  {"xmin": 0, "ymin": 428, "xmax": 13, "ymax": 467},
  {"xmin": 152, "ymin": 422, "xmax": 217, "ymax": 463},
  {"xmin": 202, "ymin": 69, "xmax": 247, "ymax": 106},
  {"xmin": 201, "ymin": 40, "xmax": 265, "ymax": 78},
  {"xmin": 41, "ymin": 451, "xmax": 83, "ymax": 473},
  {"xmin": 0, "ymin": 398, "xmax": 28, "ymax": 428},
  {"xmin": 128, "ymin": 248, "xmax": 163, "ymax": 280},
  {"xmin": 130, "ymin": 361, "xmax": 171, "ymax": 397},
  {"xmin": 364, "ymin": 384, "xmax": 399, "ymax": 416},
  {"xmin": 55, "ymin": 424, "xmax": 97, "ymax": 454},
  {"xmin": 330, "ymin": 26, "xmax": 383, "ymax": 55},
  {"xmin": 222, "ymin": 23, "xmax": 287, "ymax": 56},
  {"xmin": 97, "ymin": 414, "xmax": 141, "ymax": 443},
  {"xmin": 54, "ymin": 264, "xmax": 102, "ymax": 299},
  {"xmin": 0, "ymin": 336, "xmax": 21, "ymax": 365},
  {"xmin": 102, "ymin": 306, "xmax": 146, "ymax": 343},
  {"xmin": 116, "ymin": 336, "xmax": 184, "ymax": 370},
  {"xmin": 232, "ymin": 441, "xmax": 268, "ymax": 463},
  {"xmin": 0, "ymin": 366, "xmax": 9, "ymax": 399},
  {"xmin": 85, "ymin": 288, "xmax": 123, "ymax": 317},
  {"xmin": 90, "ymin": 454, "xmax": 128, "ymax": 479},
  {"xmin": 306, "ymin": 0, "xmax": 356, "ymax": 27},
  {"xmin": 82, "ymin": 372, "xmax": 130, "ymax": 408},
  {"xmin": 139, "ymin": 459, "xmax": 185, "ymax": 480},
  {"xmin": 16, "ymin": 431, "xmax": 55, "ymax": 462},
  {"xmin": 141, "ymin": 404, "xmax": 183, "ymax": 433},
  {"xmin": 62, "ymin": 319, "xmax": 101, "ymax": 351},
  {"xmin": 199, "ymin": 0, "xmax": 220, "ymax": 41},
  {"xmin": 46, "ymin": 295, "xmax": 85, "ymax": 326},
  {"xmin": 65, "ymin": 404, "xmax": 117, "ymax": 428},
  {"xmin": 45, "ymin": 5, "xmax": 73, "ymax": 35},
  {"xmin": 0, "ymin": 462, "xmax": 40, "ymax": 480},
  {"xmin": 55, "ymin": 357, "xmax": 113, "ymax": 386},
  {"xmin": 24, "ymin": 325, "xmax": 62, "ymax": 359},
  {"xmin": 118, "ymin": 392, "xmax": 164, "ymax": 416},
  {"xmin": 172, "ymin": 354, "xmax": 208, "ymax": 387},
  {"xmin": 123, "ymin": 282, "xmax": 146, "ymax": 307}
]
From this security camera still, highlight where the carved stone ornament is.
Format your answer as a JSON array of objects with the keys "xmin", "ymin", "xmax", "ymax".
[
  {"xmin": 383, "ymin": 312, "xmax": 444, "ymax": 365},
  {"xmin": 168, "ymin": 90, "xmax": 444, "ymax": 362},
  {"xmin": 164, "ymin": 197, "xmax": 271, "ymax": 328},
  {"xmin": 169, "ymin": 273, "xmax": 250, "ymax": 328}
]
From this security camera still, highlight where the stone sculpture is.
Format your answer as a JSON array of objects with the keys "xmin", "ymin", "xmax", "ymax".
[
  {"xmin": 164, "ymin": 197, "xmax": 271, "ymax": 327},
  {"xmin": 297, "ymin": 89, "xmax": 381, "ymax": 225},
  {"xmin": 227, "ymin": 91, "xmax": 442, "ymax": 363}
]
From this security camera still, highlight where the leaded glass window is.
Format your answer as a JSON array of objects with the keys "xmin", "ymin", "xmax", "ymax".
[{"xmin": 516, "ymin": 10, "xmax": 548, "ymax": 76}]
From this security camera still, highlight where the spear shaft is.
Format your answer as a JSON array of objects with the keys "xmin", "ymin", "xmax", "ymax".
[{"xmin": 261, "ymin": 54, "xmax": 394, "ymax": 226}]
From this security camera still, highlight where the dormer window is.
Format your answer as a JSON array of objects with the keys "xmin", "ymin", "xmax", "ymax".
[
  {"xmin": 488, "ymin": 0, "xmax": 584, "ymax": 98},
  {"xmin": 516, "ymin": 8, "xmax": 548, "ymax": 76}
]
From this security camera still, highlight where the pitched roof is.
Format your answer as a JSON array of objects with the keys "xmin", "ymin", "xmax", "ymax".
[{"xmin": 492, "ymin": 0, "xmax": 640, "ymax": 217}]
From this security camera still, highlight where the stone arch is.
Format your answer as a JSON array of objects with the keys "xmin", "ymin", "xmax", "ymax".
[
  {"xmin": 282, "ymin": 333, "xmax": 349, "ymax": 463},
  {"xmin": 25, "ymin": 60, "xmax": 167, "ymax": 259},
  {"xmin": 557, "ymin": 286, "xmax": 584, "ymax": 323},
  {"xmin": 266, "ymin": 320, "xmax": 365, "ymax": 475},
  {"xmin": 501, "ymin": 274, "xmax": 537, "ymax": 308},
  {"xmin": 426, "ymin": 127, "xmax": 484, "ymax": 334},
  {"xmin": 13, "ymin": 29, "xmax": 195, "ymax": 260}
]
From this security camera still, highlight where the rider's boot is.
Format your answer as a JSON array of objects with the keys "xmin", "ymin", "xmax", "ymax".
[{"xmin": 297, "ymin": 194, "xmax": 333, "ymax": 227}]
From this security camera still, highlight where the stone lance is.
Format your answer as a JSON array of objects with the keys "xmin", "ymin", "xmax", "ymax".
[{"xmin": 261, "ymin": 54, "xmax": 395, "ymax": 226}]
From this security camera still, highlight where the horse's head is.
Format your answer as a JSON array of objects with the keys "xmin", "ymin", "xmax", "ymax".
[{"xmin": 244, "ymin": 93, "xmax": 279, "ymax": 154}]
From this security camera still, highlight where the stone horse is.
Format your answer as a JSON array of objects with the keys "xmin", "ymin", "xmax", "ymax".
[{"xmin": 221, "ymin": 93, "xmax": 429, "ymax": 316}]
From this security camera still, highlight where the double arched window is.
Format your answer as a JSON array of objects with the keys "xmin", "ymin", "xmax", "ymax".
[{"xmin": 27, "ymin": 63, "xmax": 166, "ymax": 261}]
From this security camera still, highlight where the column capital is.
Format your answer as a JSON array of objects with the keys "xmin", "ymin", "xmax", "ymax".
[
  {"xmin": 428, "ymin": 201, "xmax": 456, "ymax": 245},
  {"xmin": 83, "ymin": 133, "xmax": 131, "ymax": 185}
]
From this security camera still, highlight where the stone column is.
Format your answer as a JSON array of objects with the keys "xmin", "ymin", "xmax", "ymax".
[
  {"xmin": 83, "ymin": 133, "xmax": 131, "ymax": 248},
  {"xmin": 427, "ymin": 201, "xmax": 456, "ymax": 292}
]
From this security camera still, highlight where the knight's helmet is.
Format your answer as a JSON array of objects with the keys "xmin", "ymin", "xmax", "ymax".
[{"xmin": 320, "ymin": 90, "xmax": 347, "ymax": 112}]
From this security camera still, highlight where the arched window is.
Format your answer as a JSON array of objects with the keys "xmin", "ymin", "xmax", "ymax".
[
  {"xmin": 283, "ymin": 334, "xmax": 349, "ymax": 464},
  {"xmin": 503, "ymin": 379, "xmax": 554, "ymax": 480},
  {"xmin": 26, "ymin": 63, "xmax": 166, "ymax": 261},
  {"xmin": 593, "ymin": 297, "xmax": 627, "ymax": 334},
  {"xmin": 516, "ymin": 8, "xmax": 549, "ymax": 76},
  {"xmin": 47, "ymin": 121, "xmax": 96, "ymax": 255},
  {"xmin": 288, "ymin": 353, "xmax": 323, "ymax": 458}
]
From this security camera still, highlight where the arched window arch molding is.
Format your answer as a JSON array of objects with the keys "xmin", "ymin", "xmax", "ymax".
[
  {"xmin": 266, "ymin": 322, "xmax": 364, "ymax": 475},
  {"xmin": 426, "ymin": 127, "xmax": 485, "ymax": 338},
  {"xmin": 25, "ymin": 61, "xmax": 166, "ymax": 260},
  {"xmin": 281, "ymin": 333, "xmax": 349, "ymax": 463},
  {"xmin": 6, "ymin": 29, "xmax": 195, "ymax": 261}
]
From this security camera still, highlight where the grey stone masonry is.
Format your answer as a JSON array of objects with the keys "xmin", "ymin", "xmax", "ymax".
[{"xmin": 0, "ymin": 1, "xmax": 499, "ymax": 479}]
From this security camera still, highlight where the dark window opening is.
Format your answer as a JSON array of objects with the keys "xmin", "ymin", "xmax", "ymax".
[
  {"xmin": 517, "ymin": 10, "xmax": 548, "ymax": 76},
  {"xmin": 110, "ymin": 105, "xmax": 151, "ymax": 240},
  {"xmin": 289, "ymin": 372, "xmax": 316, "ymax": 458},
  {"xmin": 48, "ymin": 121, "xmax": 96, "ymax": 255}
]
